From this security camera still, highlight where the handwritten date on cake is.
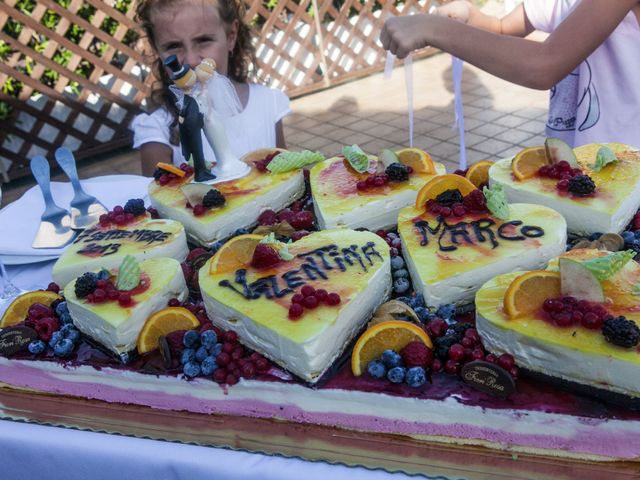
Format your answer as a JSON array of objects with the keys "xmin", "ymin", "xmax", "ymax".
[
  {"xmin": 414, "ymin": 217, "xmax": 544, "ymax": 252},
  {"xmin": 74, "ymin": 228, "xmax": 172, "ymax": 257},
  {"xmin": 461, "ymin": 360, "xmax": 515, "ymax": 399},
  {"xmin": 220, "ymin": 242, "xmax": 383, "ymax": 300}
]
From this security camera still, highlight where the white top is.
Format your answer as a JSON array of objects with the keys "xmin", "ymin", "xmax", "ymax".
[
  {"xmin": 131, "ymin": 83, "xmax": 290, "ymax": 165},
  {"xmin": 524, "ymin": 0, "xmax": 640, "ymax": 147}
]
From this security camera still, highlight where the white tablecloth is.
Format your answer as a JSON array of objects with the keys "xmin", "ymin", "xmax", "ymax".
[{"xmin": 0, "ymin": 420, "xmax": 419, "ymax": 480}]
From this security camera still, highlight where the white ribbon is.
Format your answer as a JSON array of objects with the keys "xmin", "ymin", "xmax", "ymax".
[
  {"xmin": 384, "ymin": 51, "xmax": 414, "ymax": 148},
  {"xmin": 452, "ymin": 56, "xmax": 467, "ymax": 170}
]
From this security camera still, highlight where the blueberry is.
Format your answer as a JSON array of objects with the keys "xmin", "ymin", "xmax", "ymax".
[
  {"xmin": 396, "ymin": 296, "xmax": 412, "ymax": 306},
  {"xmin": 414, "ymin": 306, "xmax": 429, "ymax": 322},
  {"xmin": 28, "ymin": 340, "xmax": 46, "ymax": 355},
  {"xmin": 392, "ymin": 269, "xmax": 409, "ymax": 279},
  {"xmin": 200, "ymin": 356, "xmax": 217, "ymax": 375},
  {"xmin": 59, "ymin": 312, "xmax": 73, "ymax": 325},
  {"xmin": 413, "ymin": 294, "xmax": 425, "ymax": 308},
  {"xmin": 405, "ymin": 367, "xmax": 427, "ymax": 388},
  {"xmin": 65, "ymin": 330, "xmax": 80, "ymax": 344},
  {"xmin": 436, "ymin": 304, "xmax": 456, "ymax": 321},
  {"xmin": 622, "ymin": 231, "xmax": 635, "ymax": 243},
  {"xmin": 390, "ymin": 256, "xmax": 405, "ymax": 270},
  {"xmin": 393, "ymin": 277, "xmax": 411, "ymax": 294},
  {"xmin": 55, "ymin": 301, "xmax": 69, "ymax": 317},
  {"xmin": 588, "ymin": 232, "xmax": 602, "ymax": 241},
  {"xmin": 180, "ymin": 348, "xmax": 196, "ymax": 365},
  {"xmin": 212, "ymin": 343, "xmax": 223, "ymax": 356},
  {"xmin": 367, "ymin": 360, "xmax": 387, "ymax": 379},
  {"xmin": 53, "ymin": 338, "xmax": 74, "ymax": 357},
  {"xmin": 48, "ymin": 331, "xmax": 63, "ymax": 348},
  {"xmin": 234, "ymin": 228, "xmax": 250, "ymax": 236},
  {"xmin": 381, "ymin": 349, "xmax": 403, "ymax": 368},
  {"xmin": 386, "ymin": 232, "xmax": 398, "ymax": 240},
  {"xmin": 200, "ymin": 330, "xmax": 218, "ymax": 349},
  {"xmin": 183, "ymin": 330, "xmax": 200, "ymax": 348},
  {"xmin": 387, "ymin": 366, "xmax": 407, "ymax": 384},
  {"xmin": 183, "ymin": 361, "xmax": 201, "ymax": 378},
  {"xmin": 97, "ymin": 269, "xmax": 111, "ymax": 281},
  {"xmin": 195, "ymin": 346, "xmax": 209, "ymax": 363},
  {"xmin": 633, "ymin": 230, "xmax": 640, "ymax": 239},
  {"xmin": 210, "ymin": 240, "xmax": 224, "ymax": 253},
  {"xmin": 60, "ymin": 324, "xmax": 75, "ymax": 335}
]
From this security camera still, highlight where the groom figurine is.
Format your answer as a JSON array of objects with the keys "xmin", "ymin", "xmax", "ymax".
[{"xmin": 164, "ymin": 55, "xmax": 216, "ymax": 182}]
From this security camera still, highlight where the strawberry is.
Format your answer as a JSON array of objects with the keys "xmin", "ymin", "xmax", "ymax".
[
  {"xmin": 250, "ymin": 244, "xmax": 281, "ymax": 269},
  {"xmin": 290, "ymin": 211, "xmax": 314, "ymax": 229}
]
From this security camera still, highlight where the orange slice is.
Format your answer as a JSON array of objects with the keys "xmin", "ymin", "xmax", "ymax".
[
  {"xmin": 414, "ymin": 174, "xmax": 477, "ymax": 210},
  {"xmin": 208, "ymin": 234, "xmax": 264, "ymax": 275},
  {"xmin": 511, "ymin": 146, "xmax": 549, "ymax": 181},
  {"xmin": 503, "ymin": 270, "xmax": 561, "ymax": 319},
  {"xmin": 0, "ymin": 290, "xmax": 62, "ymax": 328},
  {"xmin": 465, "ymin": 160, "xmax": 493, "ymax": 188},
  {"xmin": 351, "ymin": 320, "xmax": 432, "ymax": 376},
  {"xmin": 395, "ymin": 148, "xmax": 436, "ymax": 174},
  {"xmin": 157, "ymin": 162, "xmax": 186, "ymax": 177},
  {"xmin": 137, "ymin": 307, "xmax": 200, "ymax": 354}
]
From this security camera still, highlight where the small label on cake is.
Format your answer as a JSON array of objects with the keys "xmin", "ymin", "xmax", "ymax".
[
  {"xmin": 461, "ymin": 360, "xmax": 515, "ymax": 398},
  {"xmin": 0, "ymin": 326, "xmax": 38, "ymax": 355}
]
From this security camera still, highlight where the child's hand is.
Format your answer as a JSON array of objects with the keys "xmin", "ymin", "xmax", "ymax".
[
  {"xmin": 436, "ymin": 1, "xmax": 474, "ymax": 24},
  {"xmin": 380, "ymin": 15, "xmax": 431, "ymax": 59}
]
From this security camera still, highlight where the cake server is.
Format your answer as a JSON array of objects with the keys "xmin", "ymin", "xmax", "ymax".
[
  {"xmin": 54, "ymin": 147, "xmax": 108, "ymax": 229},
  {"xmin": 30, "ymin": 155, "xmax": 76, "ymax": 249}
]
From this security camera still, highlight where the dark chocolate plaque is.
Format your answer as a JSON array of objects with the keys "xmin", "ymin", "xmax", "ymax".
[
  {"xmin": 461, "ymin": 360, "xmax": 515, "ymax": 398},
  {"xmin": 0, "ymin": 326, "xmax": 38, "ymax": 355}
]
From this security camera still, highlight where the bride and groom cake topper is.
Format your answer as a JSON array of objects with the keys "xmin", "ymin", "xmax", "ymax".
[{"xmin": 163, "ymin": 54, "xmax": 250, "ymax": 183}]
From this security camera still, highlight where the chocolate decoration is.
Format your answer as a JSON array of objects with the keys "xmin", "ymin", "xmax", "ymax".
[
  {"xmin": 461, "ymin": 360, "xmax": 515, "ymax": 399},
  {"xmin": 158, "ymin": 336, "xmax": 172, "ymax": 369},
  {"xmin": 0, "ymin": 327, "xmax": 38, "ymax": 355}
]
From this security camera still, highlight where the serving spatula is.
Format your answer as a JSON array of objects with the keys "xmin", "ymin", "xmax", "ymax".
[
  {"xmin": 54, "ymin": 147, "xmax": 108, "ymax": 229},
  {"xmin": 30, "ymin": 155, "xmax": 76, "ymax": 249}
]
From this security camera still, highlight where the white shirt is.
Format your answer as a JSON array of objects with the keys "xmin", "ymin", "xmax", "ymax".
[
  {"xmin": 524, "ymin": 0, "xmax": 640, "ymax": 147},
  {"xmin": 131, "ymin": 83, "xmax": 290, "ymax": 165}
]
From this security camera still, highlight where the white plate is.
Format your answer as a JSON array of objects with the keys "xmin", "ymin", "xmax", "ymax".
[{"xmin": 0, "ymin": 254, "xmax": 59, "ymax": 266}]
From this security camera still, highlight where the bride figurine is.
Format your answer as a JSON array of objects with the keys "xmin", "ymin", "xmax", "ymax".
[{"xmin": 163, "ymin": 55, "xmax": 250, "ymax": 183}]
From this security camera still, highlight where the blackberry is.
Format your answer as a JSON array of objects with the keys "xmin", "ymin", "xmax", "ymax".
[
  {"xmin": 385, "ymin": 162, "xmax": 410, "ymax": 182},
  {"xmin": 153, "ymin": 168, "xmax": 164, "ymax": 180},
  {"xmin": 436, "ymin": 189, "xmax": 463, "ymax": 206},
  {"xmin": 448, "ymin": 322, "xmax": 473, "ymax": 339},
  {"xmin": 74, "ymin": 272, "xmax": 98, "ymax": 298},
  {"xmin": 203, "ymin": 189, "xmax": 226, "ymax": 208},
  {"xmin": 124, "ymin": 198, "xmax": 146, "ymax": 216},
  {"xmin": 434, "ymin": 334, "xmax": 459, "ymax": 359},
  {"xmin": 567, "ymin": 175, "xmax": 596, "ymax": 196},
  {"xmin": 602, "ymin": 316, "xmax": 640, "ymax": 348}
]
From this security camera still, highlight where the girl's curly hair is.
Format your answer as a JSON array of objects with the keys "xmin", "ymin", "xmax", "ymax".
[{"xmin": 135, "ymin": 0, "xmax": 256, "ymax": 144}]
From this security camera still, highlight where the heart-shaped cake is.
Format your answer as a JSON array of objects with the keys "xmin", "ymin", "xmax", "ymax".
[
  {"xmin": 198, "ymin": 229, "xmax": 391, "ymax": 383},
  {"xmin": 489, "ymin": 142, "xmax": 640, "ymax": 234},
  {"xmin": 52, "ymin": 214, "xmax": 188, "ymax": 288},
  {"xmin": 310, "ymin": 148, "xmax": 445, "ymax": 231},
  {"xmin": 148, "ymin": 150, "xmax": 305, "ymax": 245},
  {"xmin": 475, "ymin": 248, "xmax": 640, "ymax": 400},
  {"xmin": 65, "ymin": 257, "xmax": 188, "ymax": 356},
  {"xmin": 398, "ymin": 175, "xmax": 567, "ymax": 307}
]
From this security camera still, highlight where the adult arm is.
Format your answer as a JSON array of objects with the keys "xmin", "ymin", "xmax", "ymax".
[
  {"xmin": 381, "ymin": 0, "xmax": 638, "ymax": 90},
  {"xmin": 139, "ymin": 142, "xmax": 173, "ymax": 177}
]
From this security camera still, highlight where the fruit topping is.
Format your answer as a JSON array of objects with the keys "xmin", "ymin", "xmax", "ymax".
[
  {"xmin": 0, "ymin": 291, "xmax": 62, "ymax": 329},
  {"xmin": 385, "ymin": 162, "xmax": 410, "ymax": 182},
  {"xmin": 253, "ymin": 150, "xmax": 281, "ymax": 172},
  {"xmin": 157, "ymin": 162, "xmax": 187, "ymax": 177},
  {"xmin": 343, "ymin": 144, "xmax": 370, "ymax": 173},
  {"xmin": 465, "ymin": 160, "xmax": 493, "ymax": 188},
  {"xmin": 395, "ymin": 147, "xmax": 436, "ymax": 174},
  {"xmin": 541, "ymin": 295, "xmax": 609, "ymax": 329},
  {"xmin": 356, "ymin": 173, "xmax": 389, "ymax": 191},
  {"xmin": 503, "ymin": 270, "xmax": 561, "ymax": 319},
  {"xmin": 154, "ymin": 162, "xmax": 193, "ymax": 185},
  {"xmin": 567, "ymin": 174, "xmax": 596, "ymax": 196},
  {"xmin": 208, "ymin": 234, "xmax": 263, "ymax": 275},
  {"xmin": 123, "ymin": 198, "xmax": 146, "ymax": 216},
  {"xmin": 435, "ymin": 189, "xmax": 463, "ymax": 206},
  {"xmin": 559, "ymin": 257, "xmax": 604, "ymax": 303},
  {"xmin": 137, "ymin": 307, "xmax": 200, "ymax": 354},
  {"xmin": 115, "ymin": 255, "xmax": 141, "ymax": 291},
  {"xmin": 400, "ymin": 340, "xmax": 433, "ymax": 368},
  {"xmin": 266, "ymin": 150, "xmax": 325, "ymax": 173},
  {"xmin": 202, "ymin": 188, "xmax": 226, "ymax": 208},
  {"xmin": 415, "ymin": 174, "xmax": 477, "ymax": 210},
  {"xmin": 287, "ymin": 287, "xmax": 341, "ymax": 320},
  {"xmin": 602, "ymin": 316, "xmax": 640, "ymax": 348},
  {"xmin": 512, "ymin": 146, "xmax": 550, "ymax": 180},
  {"xmin": 592, "ymin": 145, "xmax": 619, "ymax": 172},
  {"xmin": 545, "ymin": 137, "xmax": 579, "ymax": 167},
  {"xmin": 250, "ymin": 243, "xmax": 281, "ymax": 269},
  {"xmin": 75, "ymin": 272, "xmax": 98, "ymax": 298},
  {"xmin": 483, "ymin": 184, "xmax": 509, "ymax": 220}
]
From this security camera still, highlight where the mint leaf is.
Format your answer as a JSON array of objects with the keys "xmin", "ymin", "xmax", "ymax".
[
  {"xmin": 266, "ymin": 150, "xmax": 325, "ymax": 173},
  {"xmin": 342, "ymin": 144, "xmax": 369, "ymax": 173},
  {"xmin": 592, "ymin": 145, "xmax": 618, "ymax": 172},
  {"xmin": 116, "ymin": 255, "xmax": 141, "ymax": 291},
  {"xmin": 581, "ymin": 250, "xmax": 635, "ymax": 281},
  {"xmin": 483, "ymin": 184, "xmax": 509, "ymax": 220}
]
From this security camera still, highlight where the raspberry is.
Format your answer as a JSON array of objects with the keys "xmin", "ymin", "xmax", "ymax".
[
  {"xmin": 257, "ymin": 209, "xmax": 278, "ymax": 225},
  {"xmin": 428, "ymin": 318, "xmax": 448, "ymax": 337},
  {"xmin": 291, "ymin": 230, "xmax": 310, "ymax": 241},
  {"xmin": 303, "ymin": 296, "xmax": 319, "ymax": 309},
  {"xmin": 289, "ymin": 303, "xmax": 304, "ymax": 319},
  {"xmin": 497, "ymin": 353, "xmax": 515, "ymax": 370},
  {"xmin": 118, "ymin": 293, "xmax": 132, "ymax": 307},
  {"xmin": 326, "ymin": 293, "xmax": 341, "ymax": 305},
  {"xmin": 255, "ymin": 357, "xmax": 270, "ymax": 371},
  {"xmin": 193, "ymin": 204, "xmax": 206, "ymax": 216},
  {"xmin": 250, "ymin": 244, "xmax": 281, "ymax": 269},
  {"xmin": 276, "ymin": 208, "xmax": 295, "ymax": 224},
  {"xmin": 28, "ymin": 303, "xmax": 53, "ymax": 320},
  {"xmin": 400, "ymin": 341, "xmax": 433, "ymax": 368},
  {"xmin": 216, "ymin": 352, "xmax": 231, "ymax": 366},
  {"xmin": 47, "ymin": 282, "xmax": 60, "ymax": 293},
  {"xmin": 301, "ymin": 285, "xmax": 316, "ymax": 297},
  {"xmin": 213, "ymin": 368, "xmax": 227, "ymax": 383},
  {"xmin": 448, "ymin": 343, "xmax": 465, "ymax": 361},
  {"xmin": 291, "ymin": 293, "xmax": 305, "ymax": 304},
  {"xmin": 290, "ymin": 211, "xmax": 314, "ymax": 230},
  {"xmin": 241, "ymin": 363, "xmax": 256, "ymax": 379},
  {"xmin": 34, "ymin": 316, "xmax": 60, "ymax": 342},
  {"xmin": 223, "ymin": 330, "xmax": 238, "ymax": 343},
  {"xmin": 186, "ymin": 247, "xmax": 209, "ymax": 263}
]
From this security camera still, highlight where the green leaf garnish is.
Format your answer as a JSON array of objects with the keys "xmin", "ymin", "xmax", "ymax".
[
  {"xmin": 592, "ymin": 145, "xmax": 618, "ymax": 172},
  {"xmin": 266, "ymin": 150, "xmax": 325, "ymax": 173},
  {"xmin": 342, "ymin": 144, "xmax": 369, "ymax": 173},
  {"xmin": 581, "ymin": 250, "xmax": 635, "ymax": 281},
  {"xmin": 483, "ymin": 184, "xmax": 509, "ymax": 220},
  {"xmin": 116, "ymin": 255, "xmax": 141, "ymax": 291}
]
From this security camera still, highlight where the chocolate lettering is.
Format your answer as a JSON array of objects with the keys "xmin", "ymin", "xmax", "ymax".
[
  {"xmin": 76, "ymin": 227, "xmax": 172, "ymax": 257},
  {"xmin": 471, "ymin": 219, "xmax": 498, "ymax": 248},
  {"xmin": 300, "ymin": 256, "xmax": 329, "ymax": 281},
  {"xmin": 361, "ymin": 242, "xmax": 384, "ymax": 266},
  {"xmin": 282, "ymin": 269, "xmax": 305, "ymax": 289},
  {"xmin": 77, "ymin": 243, "xmax": 121, "ymax": 256},
  {"xmin": 343, "ymin": 245, "xmax": 367, "ymax": 271},
  {"xmin": 521, "ymin": 225, "xmax": 545, "ymax": 238},
  {"xmin": 497, "ymin": 221, "xmax": 526, "ymax": 241}
]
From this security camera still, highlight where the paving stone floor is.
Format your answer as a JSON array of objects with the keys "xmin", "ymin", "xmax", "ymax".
[{"xmin": 1, "ymin": 52, "xmax": 548, "ymax": 207}]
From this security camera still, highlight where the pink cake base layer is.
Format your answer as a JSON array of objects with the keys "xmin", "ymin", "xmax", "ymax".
[{"xmin": 1, "ymin": 360, "xmax": 639, "ymax": 461}]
